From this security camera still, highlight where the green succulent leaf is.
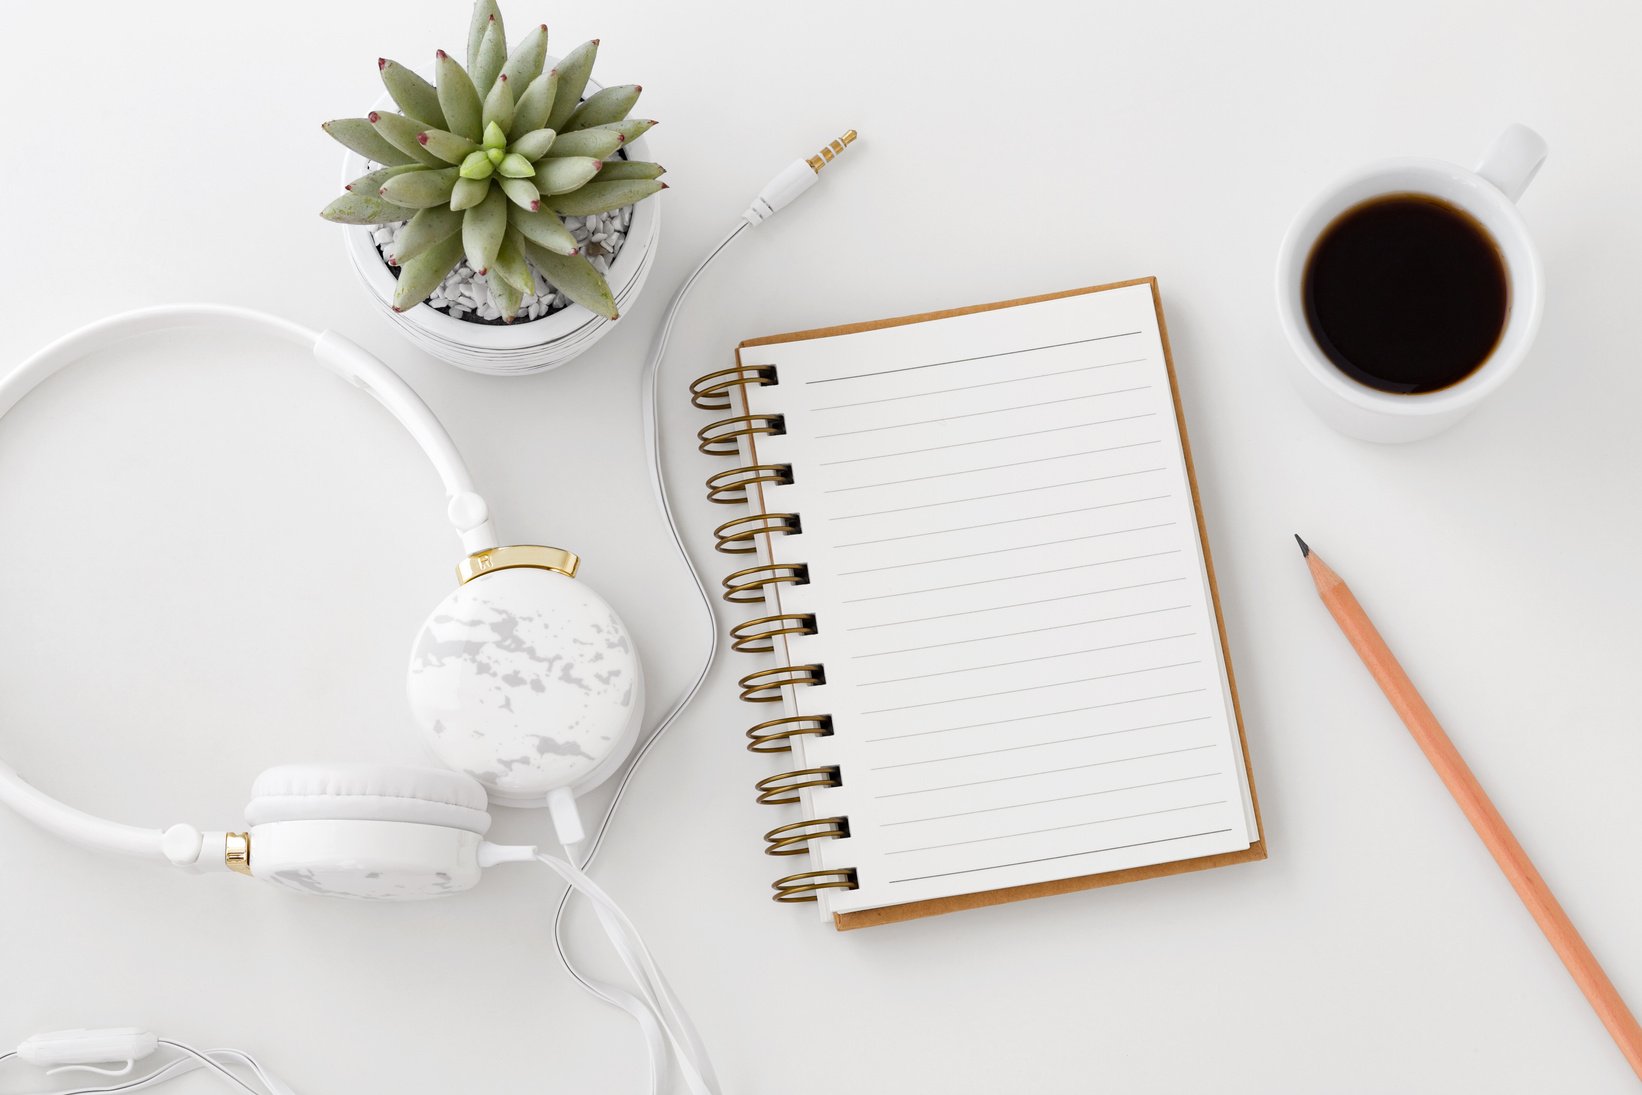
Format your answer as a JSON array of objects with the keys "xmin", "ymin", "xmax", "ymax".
[
  {"xmin": 482, "ymin": 120, "xmax": 508, "ymax": 150},
  {"xmin": 459, "ymin": 149, "xmax": 496, "ymax": 180},
  {"xmin": 370, "ymin": 111, "xmax": 446, "ymax": 167},
  {"xmin": 482, "ymin": 74, "xmax": 515, "ymax": 134},
  {"xmin": 508, "ymin": 128, "xmax": 556, "ymax": 161},
  {"xmin": 379, "ymin": 59, "xmax": 446, "ymax": 129},
  {"xmin": 502, "ymin": 24, "xmax": 548, "ymax": 91},
  {"xmin": 463, "ymin": 184, "xmax": 509, "ymax": 273},
  {"xmin": 489, "ymin": 267, "xmax": 524, "ymax": 322},
  {"xmin": 322, "ymin": 118, "xmax": 412, "ymax": 165},
  {"xmin": 467, "ymin": 0, "xmax": 505, "ymax": 76},
  {"xmin": 390, "ymin": 204, "xmax": 465, "ymax": 265},
  {"xmin": 380, "ymin": 166, "xmax": 460, "ymax": 209},
  {"xmin": 564, "ymin": 84, "xmax": 640, "ymax": 132},
  {"xmin": 418, "ymin": 127, "xmax": 479, "ymax": 165},
  {"xmin": 487, "ymin": 147, "xmax": 505, "ymax": 165},
  {"xmin": 345, "ymin": 163, "xmax": 426, "ymax": 193},
  {"xmin": 510, "ymin": 206, "xmax": 578, "ymax": 254},
  {"xmin": 512, "ymin": 71, "xmax": 558, "ymax": 134},
  {"xmin": 595, "ymin": 160, "xmax": 665, "ymax": 181},
  {"xmin": 542, "ymin": 128, "xmax": 622, "ymax": 160},
  {"xmin": 498, "ymin": 175, "xmax": 541, "ymax": 209},
  {"xmin": 394, "ymin": 225, "xmax": 465, "ymax": 311},
  {"xmin": 320, "ymin": 191, "xmax": 419, "ymax": 224},
  {"xmin": 497, "ymin": 152, "xmax": 535, "ymax": 178},
  {"xmin": 495, "ymin": 226, "xmax": 536, "ymax": 293},
  {"xmin": 544, "ymin": 40, "xmax": 599, "ymax": 133},
  {"xmin": 533, "ymin": 156, "xmax": 602, "ymax": 196},
  {"xmin": 435, "ymin": 50, "xmax": 483, "ymax": 141},
  {"xmin": 587, "ymin": 118, "xmax": 656, "ymax": 144},
  {"xmin": 472, "ymin": 16, "xmax": 506, "ymax": 98},
  {"xmin": 544, "ymin": 178, "xmax": 663, "ymax": 216},
  {"xmin": 451, "ymin": 175, "xmax": 491, "ymax": 210},
  {"xmin": 523, "ymin": 239, "xmax": 617, "ymax": 319}
]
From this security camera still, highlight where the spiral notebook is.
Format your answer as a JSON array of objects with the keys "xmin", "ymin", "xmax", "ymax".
[{"xmin": 691, "ymin": 278, "xmax": 1264, "ymax": 929}]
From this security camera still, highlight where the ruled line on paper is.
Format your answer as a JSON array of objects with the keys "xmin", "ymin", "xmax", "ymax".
[
  {"xmin": 844, "ymin": 577, "xmax": 1189, "ymax": 631},
  {"xmin": 882, "ymin": 774, "xmax": 1222, "ymax": 825},
  {"xmin": 842, "ymin": 551, "xmax": 1183, "ymax": 606},
  {"xmin": 812, "ymin": 359, "xmax": 1149, "ymax": 412},
  {"xmin": 860, "ymin": 633, "xmax": 1197, "ymax": 687},
  {"xmin": 821, "ymin": 441, "xmax": 1165, "ymax": 493},
  {"xmin": 836, "ymin": 499, "xmax": 1174, "ymax": 550},
  {"xmin": 805, "ymin": 331, "xmax": 1143, "ymax": 385},
  {"xmin": 838, "ymin": 526, "xmax": 1179, "ymax": 578},
  {"xmin": 861, "ymin": 660, "xmax": 1204, "ymax": 715},
  {"xmin": 886, "ymin": 829, "xmax": 1237, "ymax": 885},
  {"xmin": 832, "ymin": 471, "xmax": 1167, "ymax": 521},
  {"xmin": 814, "ymin": 388, "xmax": 1153, "ymax": 439},
  {"xmin": 864, "ymin": 689, "xmax": 1209, "ymax": 743},
  {"xmin": 854, "ymin": 605, "xmax": 1192, "ymax": 657},
  {"xmin": 887, "ymin": 801, "xmax": 1228, "ymax": 855},
  {"xmin": 817, "ymin": 415, "xmax": 1159, "ymax": 466},
  {"xmin": 873, "ymin": 744, "xmax": 1218, "ymax": 799},
  {"xmin": 870, "ymin": 719, "xmax": 1214, "ymax": 771}
]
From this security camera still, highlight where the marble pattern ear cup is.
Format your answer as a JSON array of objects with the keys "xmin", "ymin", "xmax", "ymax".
[{"xmin": 406, "ymin": 567, "xmax": 644, "ymax": 807}]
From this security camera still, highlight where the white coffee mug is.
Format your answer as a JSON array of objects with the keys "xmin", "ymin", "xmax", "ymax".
[{"xmin": 1275, "ymin": 124, "xmax": 1548, "ymax": 443}]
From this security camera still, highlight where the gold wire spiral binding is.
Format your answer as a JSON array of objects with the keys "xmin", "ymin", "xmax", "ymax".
[
  {"xmin": 772, "ymin": 868, "xmax": 859, "ymax": 903},
  {"xmin": 704, "ymin": 463, "xmax": 794, "ymax": 505},
  {"xmin": 730, "ymin": 613, "xmax": 818, "ymax": 654},
  {"xmin": 696, "ymin": 413, "xmax": 786, "ymax": 456},
  {"xmin": 689, "ymin": 364, "xmax": 778, "ymax": 410},
  {"xmin": 745, "ymin": 713, "xmax": 833, "ymax": 753},
  {"xmin": 739, "ymin": 663, "xmax": 826, "ymax": 703},
  {"xmin": 722, "ymin": 562, "xmax": 810, "ymax": 604},
  {"xmin": 754, "ymin": 766, "xmax": 842, "ymax": 805},
  {"xmin": 764, "ymin": 816, "xmax": 850, "ymax": 856},
  {"xmin": 713, "ymin": 512, "xmax": 802, "ymax": 554}
]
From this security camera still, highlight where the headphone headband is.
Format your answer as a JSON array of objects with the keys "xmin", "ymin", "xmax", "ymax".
[{"xmin": 0, "ymin": 304, "xmax": 499, "ymax": 869}]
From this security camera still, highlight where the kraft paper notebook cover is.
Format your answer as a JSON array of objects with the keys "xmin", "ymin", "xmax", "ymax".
[{"xmin": 689, "ymin": 278, "xmax": 1265, "ymax": 930}]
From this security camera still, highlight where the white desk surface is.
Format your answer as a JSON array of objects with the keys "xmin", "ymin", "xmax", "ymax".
[{"xmin": 3, "ymin": 1, "xmax": 1639, "ymax": 1091}]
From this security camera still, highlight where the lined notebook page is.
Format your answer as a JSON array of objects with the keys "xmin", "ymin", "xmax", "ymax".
[{"xmin": 736, "ymin": 281, "xmax": 1255, "ymax": 918}]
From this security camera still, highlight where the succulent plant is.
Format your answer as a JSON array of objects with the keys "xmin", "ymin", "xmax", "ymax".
[{"xmin": 319, "ymin": 0, "xmax": 665, "ymax": 322}]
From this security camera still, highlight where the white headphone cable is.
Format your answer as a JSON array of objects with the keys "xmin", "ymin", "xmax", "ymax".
[
  {"xmin": 0, "ymin": 1041, "xmax": 289, "ymax": 1095},
  {"xmin": 545, "ymin": 135, "xmax": 859, "ymax": 1094}
]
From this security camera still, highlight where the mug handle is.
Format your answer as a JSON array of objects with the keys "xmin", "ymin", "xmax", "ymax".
[{"xmin": 1476, "ymin": 123, "xmax": 1548, "ymax": 202}]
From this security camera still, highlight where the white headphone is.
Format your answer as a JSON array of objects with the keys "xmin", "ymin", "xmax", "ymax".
[
  {"xmin": 0, "ymin": 303, "xmax": 641, "ymax": 898},
  {"xmin": 1, "ymin": 138, "xmax": 858, "ymax": 1095}
]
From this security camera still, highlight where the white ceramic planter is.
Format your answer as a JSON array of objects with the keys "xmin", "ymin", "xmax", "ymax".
[{"xmin": 338, "ymin": 67, "xmax": 661, "ymax": 375}]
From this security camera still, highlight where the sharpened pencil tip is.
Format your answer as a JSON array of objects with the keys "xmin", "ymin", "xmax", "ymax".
[{"xmin": 1294, "ymin": 534, "xmax": 1310, "ymax": 558}]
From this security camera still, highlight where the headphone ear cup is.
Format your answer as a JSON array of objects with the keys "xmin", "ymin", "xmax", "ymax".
[
  {"xmin": 406, "ymin": 567, "xmax": 644, "ymax": 810},
  {"xmin": 244, "ymin": 764, "xmax": 490, "ymax": 900}
]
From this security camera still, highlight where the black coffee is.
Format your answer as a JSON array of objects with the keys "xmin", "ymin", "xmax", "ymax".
[{"xmin": 1303, "ymin": 193, "xmax": 1508, "ymax": 394}]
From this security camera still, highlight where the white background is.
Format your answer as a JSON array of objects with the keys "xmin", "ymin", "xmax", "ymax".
[{"xmin": 2, "ymin": 1, "xmax": 1639, "ymax": 1091}]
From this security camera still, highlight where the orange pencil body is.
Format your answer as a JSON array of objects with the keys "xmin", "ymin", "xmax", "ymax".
[{"xmin": 1302, "ymin": 543, "xmax": 1642, "ymax": 1082}]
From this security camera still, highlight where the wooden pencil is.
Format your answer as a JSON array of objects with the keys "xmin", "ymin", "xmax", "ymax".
[{"xmin": 1297, "ymin": 535, "xmax": 1642, "ymax": 1081}]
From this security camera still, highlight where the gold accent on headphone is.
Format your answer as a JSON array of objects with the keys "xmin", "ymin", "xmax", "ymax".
[
  {"xmin": 697, "ymin": 413, "xmax": 786, "ymax": 456},
  {"xmin": 730, "ymin": 613, "xmax": 817, "ymax": 654},
  {"xmin": 772, "ymin": 868, "xmax": 859, "ymax": 903},
  {"xmin": 739, "ymin": 663, "xmax": 826, "ymax": 703},
  {"xmin": 805, "ymin": 130, "xmax": 859, "ymax": 174},
  {"xmin": 755, "ymin": 766, "xmax": 842, "ymax": 805},
  {"xmin": 722, "ymin": 562, "xmax": 810, "ymax": 604},
  {"xmin": 704, "ymin": 463, "xmax": 794, "ymax": 505},
  {"xmin": 713, "ymin": 512, "xmax": 802, "ymax": 555},
  {"xmin": 746, "ymin": 713, "xmax": 833, "ymax": 753},
  {"xmin": 225, "ymin": 832, "xmax": 252, "ymax": 876},
  {"xmin": 457, "ymin": 544, "xmax": 580, "ymax": 585},
  {"xmin": 689, "ymin": 364, "xmax": 778, "ymax": 410},
  {"xmin": 764, "ymin": 816, "xmax": 850, "ymax": 856}
]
